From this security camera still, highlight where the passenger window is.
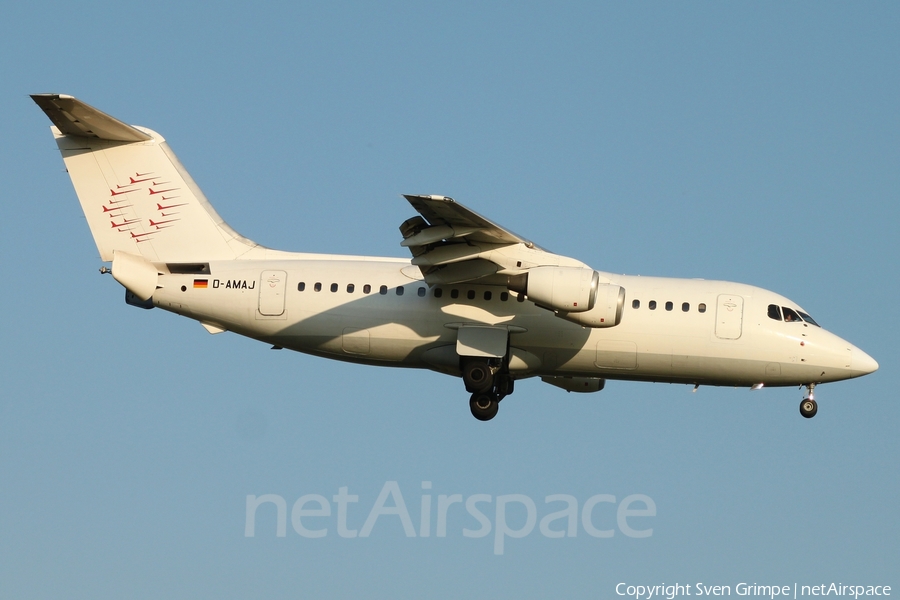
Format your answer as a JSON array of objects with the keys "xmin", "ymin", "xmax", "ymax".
[
  {"xmin": 418, "ymin": 287, "xmax": 426, "ymax": 297},
  {"xmin": 782, "ymin": 307, "xmax": 802, "ymax": 323},
  {"xmin": 298, "ymin": 282, "xmax": 306, "ymax": 292},
  {"xmin": 434, "ymin": 288, "xmax": 443, "ymax": 298},
  {"xmin": 363, "ymin": 284, "xmax": 371, "ymax": 294},
  {"xmin": 767, "ymin": 304, "xmax": 782, "ymax": 321},
  {"xmin": 500, "ymin": 292, "xmax": 509, "ymax": 302},
  {"xmin": 451, "ymin": 289, "xmax": 459, "ymax": 299},
  {"xmin": 665, "ymin": 301, "xmax": 673, "ymax": 311},
  {"xmin": 798, "ymin": 311, "xmax": 820, "ymax": 327},
  {"xmin": 682, "ymin": 302, "xmax": 689, "ymax": 312},
  {"xmin": 632, "ymin": 299, "xmax": 640, "ymax": 309},
  {"xmin": 314, "ymin": 282, "xmax": 322, "ymax": 292},
  {"xmin": 379, "ymin": 285, "xmax": 388, "ymax": 295},
  {"xmin": 467, "ymin": 290, "xmax": 475, "ymax": 300},
  {"xmin": 484, "ymin": 291, "xmax": 492, "ymax": 301},
  {"xmin": 396, "ymin": 286, "xmax": 404, "ymax": 296},
  {"xmin": 347, "ymin": 283, "xmax": 355, "ymax": 293},
  {"xmin": 330, "ymin": 283, "xmax": 338, "ymax": 293},
  {"xmin": 698, "ymin": 303, "xmax": 706, "ymax": 313},
  {"xmin": 649, "ymin": 300, "xmax": 657, "ymax": 310},
  {"xmin": 516, "ymin": 293, "xmax": 525, "ymax": 302}
]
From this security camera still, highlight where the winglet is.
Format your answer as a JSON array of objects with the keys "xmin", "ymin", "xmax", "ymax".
[{"xmin": 31, "ymin": 94, "xmax": 152, "ymax": 142}]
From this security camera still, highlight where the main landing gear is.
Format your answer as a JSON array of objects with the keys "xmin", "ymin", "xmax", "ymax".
[
  {"xmin": 799, "ymin": 383, "xmax": 817, "ymax": 419},
  {"xmin": 462, "ymin": 358, "xmax": 514, "ymax": 422},
  {"xmin": 470, "ymin": 393, "xmax": 499, "ymax": 421}
]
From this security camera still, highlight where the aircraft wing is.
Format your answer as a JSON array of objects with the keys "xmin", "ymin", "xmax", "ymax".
[
  {"xmin": 402, "ymin": 195, "xmax": 535, "ymax": 247},
  {"xmin": 400, "ymin": 195, "xmax": 582, "ymax": 286}
]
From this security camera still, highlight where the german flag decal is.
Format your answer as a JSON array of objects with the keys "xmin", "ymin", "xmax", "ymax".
[{"xmin": 193, "ymin": 279, "xmax": 209, "ymax": 289}]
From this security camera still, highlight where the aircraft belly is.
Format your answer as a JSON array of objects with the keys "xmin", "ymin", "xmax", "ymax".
[{"xmin": 273, "ymin": 309, "xmax": 446, "ymax": 365}]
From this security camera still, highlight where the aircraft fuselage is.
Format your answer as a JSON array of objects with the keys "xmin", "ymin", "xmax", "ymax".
[{"xmin": 150, "ymin": 256, "xmax": 874, "ymax": 389}]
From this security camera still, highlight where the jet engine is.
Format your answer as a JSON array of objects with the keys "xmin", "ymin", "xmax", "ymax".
[
  {"xmin": 556, "ymin": 283, "xmax": 625, "ymax": 328},
  {"xmin": 508, "ymin": 266, "xmax": 598, "ymax": 312},
  {"xmin": 508, "ymin": 266, "xmax": 625, "ymax": 328}
]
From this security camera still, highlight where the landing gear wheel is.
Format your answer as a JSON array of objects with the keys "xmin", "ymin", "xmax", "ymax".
[
  {"xmin": 800, "ymin": 398, "xmax": 818, "ymax": 419},
  {"xmin": 462, "ymin": 361, "xmax": 494, "ymax": 394},
  {"xmin": 470, "ymin": 393, "xmax": 499, "ymax": 421}
]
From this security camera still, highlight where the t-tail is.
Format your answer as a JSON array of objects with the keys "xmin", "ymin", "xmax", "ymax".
[{"xmin": 32, "ymin": 94, "xmax": 270, "ymax": 300}]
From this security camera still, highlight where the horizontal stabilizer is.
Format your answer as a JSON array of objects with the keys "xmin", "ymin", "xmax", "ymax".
[{"xmin": 31, "ymin": 94, "xmax": 151, "ymax": 142}]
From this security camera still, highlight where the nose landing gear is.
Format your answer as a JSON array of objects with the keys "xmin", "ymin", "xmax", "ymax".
[{"xmin": 800, "ymin": 383, "xmax": 817, "ymax": 418}]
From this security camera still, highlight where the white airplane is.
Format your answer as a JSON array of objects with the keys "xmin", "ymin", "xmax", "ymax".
[{"xmin": 32, "ymin": 94, "xmax": 878, "ymax": 421}]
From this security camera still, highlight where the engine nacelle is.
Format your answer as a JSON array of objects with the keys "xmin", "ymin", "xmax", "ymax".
[
  {"xmin": 509, "ymin": 266, "xmax": 599, "ymax": 313},
  {"xmin": 556, "ymin": 284, "xmax": 625, "ymax": 328}
]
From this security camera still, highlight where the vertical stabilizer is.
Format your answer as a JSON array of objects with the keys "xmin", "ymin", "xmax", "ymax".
[{"xmin": 32, "ymin": 94, "xmax": 260, "ymax": 263}]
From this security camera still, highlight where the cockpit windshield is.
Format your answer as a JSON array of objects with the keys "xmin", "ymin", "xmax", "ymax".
[
  {"xmin": 797, "ymin": 311, "xmax": 820, "ymax": 327},
  {"xmin": 783, "ymin": 307, "xmax": 802, "ymax": 322},
  {"xmin": 767, "ymin": 304, "xmax": 820, "ymax": 327}
]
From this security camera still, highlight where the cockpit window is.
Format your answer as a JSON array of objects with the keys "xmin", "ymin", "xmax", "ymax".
[
  {"xmin": 797, "ymin": 311, "xmax": 820, "ymax": 327},
  {"xmin": 771, "ymin": 304, "xmax": 818, "ymax": 325},
  {"xmin": 782, "ymin": 307, "xmax": 802, "ymax": 323}
]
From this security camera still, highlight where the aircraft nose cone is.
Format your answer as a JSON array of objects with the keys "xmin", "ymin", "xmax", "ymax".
[{"xmin": 851, "ymin": 348, "xmax": 879, "ymax": 376}]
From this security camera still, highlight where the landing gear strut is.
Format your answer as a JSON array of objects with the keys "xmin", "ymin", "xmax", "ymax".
[{"xmin": 800, "ymin": 383, "xmax": 817, "ymax": 419}]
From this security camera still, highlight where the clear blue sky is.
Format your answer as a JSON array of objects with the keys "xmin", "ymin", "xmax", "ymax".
[{"xmin": 1, "ymin": 2, "xmax": 897, "ymax": 598}]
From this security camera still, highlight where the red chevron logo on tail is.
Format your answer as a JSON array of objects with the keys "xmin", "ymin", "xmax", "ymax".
[{"xmin": 157, "ymin": 202, "xmax": 187, "ymax": 210}]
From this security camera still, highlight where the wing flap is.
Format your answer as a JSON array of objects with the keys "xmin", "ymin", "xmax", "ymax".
[
  {"xmin": 400, "ymin": 225, "xmax": 480, "ymax": 247},
  {"xmin": 411, "ymin": 243, "xmax": 489, "ymax": 267},
  {"xmin": 423, "ymin": 259, "xmax": 501, "ymax": 285}
]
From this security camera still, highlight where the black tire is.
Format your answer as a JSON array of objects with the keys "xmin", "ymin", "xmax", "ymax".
[
  {"xmin": 470, "ymin": 393, "xmax": 499, "ymax": 421},
  {"xmin": 800, "ymin": 398, "xmax": 818, "ymax": 419},
  {"xmin": 462, "ymin": 361, "xmax": 494, "ymax": 394}
]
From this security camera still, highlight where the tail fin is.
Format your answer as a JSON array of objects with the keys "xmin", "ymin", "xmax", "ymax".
[{"xmin": 32, "ymin": 94, "xmax": 259, "ymax": 263}]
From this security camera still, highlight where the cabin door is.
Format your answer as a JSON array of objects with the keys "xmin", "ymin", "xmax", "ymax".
[
  {"xmin": 715, "ymin": 294, "xmax": 743, "ymax": 339},
  {"xmin": 258, "ymin": 270, "xmax": 287, "ymax": 316}
]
